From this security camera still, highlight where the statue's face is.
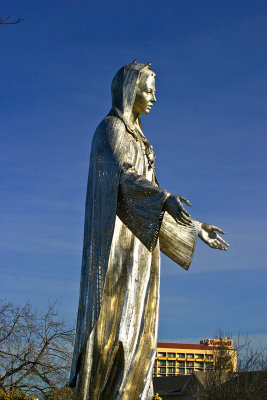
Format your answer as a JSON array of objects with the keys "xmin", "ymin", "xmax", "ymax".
[{"xmin": 133, "ymin": 74, "xmax": 156, "ymax": 115}]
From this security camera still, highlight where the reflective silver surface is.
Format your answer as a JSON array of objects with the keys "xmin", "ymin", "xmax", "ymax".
[{"xmin": 70, "ymin": 61, "xmax": 228, "ymax": 400}]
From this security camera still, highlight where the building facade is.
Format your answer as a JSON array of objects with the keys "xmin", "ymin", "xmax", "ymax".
[{"xmin": 153, "ymin": 339, "xmax": 236, "ymax": 377}]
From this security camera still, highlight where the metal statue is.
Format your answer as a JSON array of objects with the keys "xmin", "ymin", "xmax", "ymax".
[{"xmin": 69, "ymin": 61, "xmax": 229, "ymax": 400}]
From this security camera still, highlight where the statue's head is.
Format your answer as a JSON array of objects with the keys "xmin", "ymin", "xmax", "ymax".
[
  {"xmin": 133, "ymin": 66, "xmax": 156, "ymax": 115},
  {"xmin": 111, "ymin": 61, "xmax": 156, "ymax": 131}
]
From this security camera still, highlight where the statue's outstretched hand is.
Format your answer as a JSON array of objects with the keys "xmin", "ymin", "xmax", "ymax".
[
  {"xmin": 164, "ymin": 195, "xmax": 192, "ymax": 226},
  {"xmin": 198, "ymin": 223, "xmax": 229, "ymax": 250}
]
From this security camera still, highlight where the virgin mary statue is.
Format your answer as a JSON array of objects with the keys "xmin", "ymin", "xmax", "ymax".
[{"xmin": 69, "ymin": 61, "xmax": 228, "ymax": 400}]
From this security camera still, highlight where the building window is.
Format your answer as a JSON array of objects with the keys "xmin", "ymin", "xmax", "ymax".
[
  {"xmin": 158, "ymin": 352, "xmax": 166, "ymax": 357},
  {"xmin": 178, "ymin": 361, "xmax": 185, "ymax": 367},
  {"xmin": 159, "ymin": 361, "xmax": 166, "ymax": 366},
  {"xmin": 178, "ymin": 353, "xmax": 185, "ymax": 358},
  {"xmin": 159, "ymin": 367, "xmax": 166, "ymax": 374},
  {"xmin": 187, "ymin": 354, "xmax": 194, "ymax": 359},
  {"xmin": 186, "ymin": 368, "xmax": 194, "ymax": 375},
  {"xmin": 167, "ymin": 352, "xmax": 176, "ymax": 358},
  {"xmin": 206, "ymin": 354, "xmax": 213, "ymax": 360},
  {"xmin": 168, "ymin": 361, "xmax": 175, "ymax": 366},
  {"xmin": 195, "ymin": 362, "xmax": 204, "ymax": 368},
  {"xmin": 187, "ymin": 362, "xmax": 194, "ymax": 368},
  {"xmin": 196, "ymin": 354, "xmax": 204, "ymax": 359},
  {"xmin": 167, "ymin": 367, "xmax": 175, "ymax": 374},
  {"xmin": 178, "ymin": 368, "xmax": 185, "ymax": 374},
  {"xmin": 205, "ymin": 362, "xmax": 213, "ymax": 370}
]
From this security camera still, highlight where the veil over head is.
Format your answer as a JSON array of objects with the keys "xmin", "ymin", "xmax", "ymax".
[{"xmin": 110, "ymin": 61, "xmax": 153, "ymax": 133}]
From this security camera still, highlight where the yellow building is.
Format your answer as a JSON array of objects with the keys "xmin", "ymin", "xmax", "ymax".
[{"xmin": 153, "ymin": 338, "xmax": 237, "ymax": 377}]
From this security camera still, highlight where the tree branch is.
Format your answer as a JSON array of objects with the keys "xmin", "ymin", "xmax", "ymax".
[{"xmin": 0, "ymin": 16, "xmax": 24, "ymax": 24}]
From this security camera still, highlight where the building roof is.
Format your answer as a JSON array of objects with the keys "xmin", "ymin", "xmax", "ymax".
[
  {"xmin": 157, "ymin": 342, "xmax": 212, "ymax": 351},
  {"xmin": 157, "ymin": 342, "xmax": 235, "ymax": 351},
  {"xmin": 153, "ymin": 375, "xmax": 191, "ymax": 394}
]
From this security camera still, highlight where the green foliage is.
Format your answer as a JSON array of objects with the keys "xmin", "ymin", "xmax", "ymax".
[
  {"xmin": 0, "ymin": 389, "xmax": 35, "ymax": 400},
  {"xmin": 46, "ymin": 387, "xmax": 73, "ymax": 400}
]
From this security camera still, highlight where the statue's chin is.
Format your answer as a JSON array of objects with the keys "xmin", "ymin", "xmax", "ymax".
[{"xmin": 144, "ymin": 108, "xmax": 152, "ymax": 114}]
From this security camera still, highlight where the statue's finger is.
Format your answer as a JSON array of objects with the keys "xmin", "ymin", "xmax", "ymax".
[
  {"xmin": 216, "ymin": 235, "xmax": 230, "ymax": 247},
  {"xmin": 175, "ymin": 214, "xmax": 185, "ymax": 224},
  {"xmin": 220, "ymin": 245, "xmax": 227, "ymax": 251},
  {"xmin": 180, "ymin": 196, "xmax": 192, "ymax": 207},
  {"xmin": 212, "ymin": 225, "xmax": 225, "ymax": 234},
  {"xmin": 179, "ymin": 214, "xmax": 192, "ymax": 225},
  {"xmin": 214, "ymin": 239, "xmax": 227, "ymax": 250},
  {"xmin": 180, "ymin": 208, "xmax": 191, "ymax": 218},
  {"xmin": 175, "ymin": 218, "xmax": 186, "ymax": 226},
  {"xmin": 179, "ymin": 217, "xmax": 191, "ymax": 226},
  {"xmin": 181, "ymin": 211, "xmax": 192, "ymax": 221},
  {"xmin": 209, "ymin": 241, "xmax": 217, "ymax": 249}
]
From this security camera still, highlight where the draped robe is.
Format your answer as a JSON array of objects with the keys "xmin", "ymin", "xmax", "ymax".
[{"xmin": 70, "ymin": 63, "xmax": 200, "ymax": 400}]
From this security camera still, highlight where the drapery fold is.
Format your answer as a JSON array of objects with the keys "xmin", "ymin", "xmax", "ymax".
[
  {"xmin": 117, "ymin": 168, "xmax": 169, "ymax": 251},
  {"xmin": 160, "ymin": 214, "xmax": 201, "ymax": 270}
]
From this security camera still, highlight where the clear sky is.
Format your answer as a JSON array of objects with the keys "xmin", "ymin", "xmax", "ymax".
[{"xmin": 1, "ymin": 0, "xmax": 266, "ymax": 348}]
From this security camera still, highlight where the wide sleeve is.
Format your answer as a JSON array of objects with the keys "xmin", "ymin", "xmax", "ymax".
[
  {"xmin": 159, "ymin": 212, "xmax": 202, "ymax": 270},
  {"xmin": 117, "ymin": 168, "xmax": 170, "ymax": 251}
]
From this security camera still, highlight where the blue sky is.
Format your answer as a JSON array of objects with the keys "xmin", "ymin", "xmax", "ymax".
[{"xmin": 1, "ymin": 0, "xmax": 266, "ymax": 348}]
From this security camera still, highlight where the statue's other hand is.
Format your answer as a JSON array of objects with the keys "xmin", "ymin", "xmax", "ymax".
[
  {"xmin": 198, "ymin": 223, "xmax": 229, "ymax": 250},
  {"xmin": 164, "ymin": 194, "xmax": 192, "ymax": 226}
]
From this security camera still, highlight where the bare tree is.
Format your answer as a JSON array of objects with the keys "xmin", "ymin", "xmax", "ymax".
[
  {"xmin": 0, "ymin": 301, "xmax": 74, "ymax": 398},
  {"xmin": 0, "ymin": 16, "xmax": 24, "ymax": 25},
  {"xmin": 193, "ymin": 334, "xmax": 267, "ymax": 400}
]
